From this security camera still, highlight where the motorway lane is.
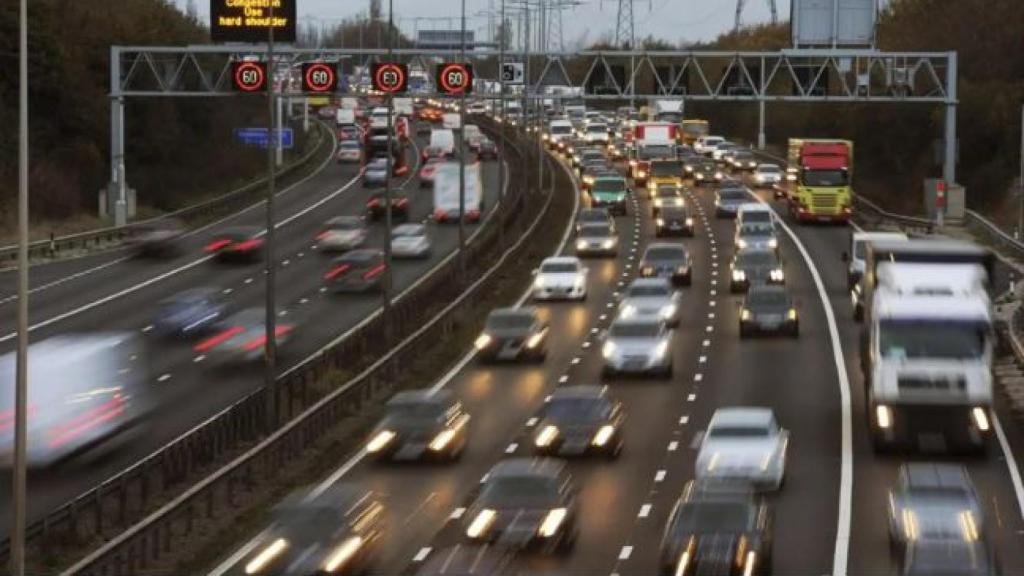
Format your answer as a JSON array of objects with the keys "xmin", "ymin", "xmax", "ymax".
[{"xmin": 0, "ymin": 140, "xmax": 507, "ymax": 537}]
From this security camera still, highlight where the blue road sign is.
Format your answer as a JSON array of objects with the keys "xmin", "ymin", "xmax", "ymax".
[{"xmin": 234, "ymin": 127, "xmax": 294, "ymax": 149}]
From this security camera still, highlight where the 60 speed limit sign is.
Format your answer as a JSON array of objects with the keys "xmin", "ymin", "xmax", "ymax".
[
  {"xmin": 371, "ymin": 63, "xmax": 409, "ymax": 94},
  {"xmin": 231, "ymin": 61, "xmax": 268, "ymax": 92},
  {"xmin": 436, "ymin": 63, "xmax": 474, "ymax": 95},
  {"xmin": 301, "ymin": 62, "xmax": 337, "ymax": 93}
]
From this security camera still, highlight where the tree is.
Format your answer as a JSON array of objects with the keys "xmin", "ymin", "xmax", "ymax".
[{"xmin": 369, "ymin": 0, "xmax": 382, "ymax": 22}]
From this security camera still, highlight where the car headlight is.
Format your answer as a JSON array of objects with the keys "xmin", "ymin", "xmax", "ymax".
[
  {"xmin": 637, "ymin": 171, "xmax": 647, "ymax": 178},
  {"xmin": 656, "ymin": 218, "xmax": 665, "ymax": 226},
  {"xmin": 245, "ymin": 538, "xmax": 289, "ymax": 574},
  {"xmin": 534, "ymin": 276, "xmax": 545, "ymax": 289},
  {"xmin": 685, "ymin": 166, "xmax": 694, "ymax": 173},
  {"xmin": 629, "ymin": 160, "xmax": 637, "ymax": 167},
  {"xmin": 366, "ymin": 430, "xmax": 396, "ymax": 453},
  {"xmin": 770, "ymin": 268, "xmax": 785, "ymax": 282},
  {"xmin": 620, "ymin": 304, "xmax": 637, "ymax": 318},
  {"xmin": 787, "ymin": 308, "xmax": 797, "ymax": 321},
  {"xmin": 732, "ymin": 269, "xmax": 746, "ymax": 281},
  {"xmin": 583, "ymin": 176, "xmax": 594, "ymax": 184},
  {"xmin": 526, "ymin": 331, "xmax": 545, "ymax": 349},
  {"xmin": 737, "ymin": 239, "xmax": 748, "ymax": 249},
  {"xmin": 576, "ymin": 239, "xmax": 588, "ymax": 250},
  {"xmin": 741, "ymin": 308, "xmax": 752, "ymax": 321},
  {"xmin": 715, "ymin": 172, "xmax": 723, "ymax": 179},
  {"xmin": 535, "ymin": 425, "xmax": 559, "ymax": 447},
  {"xmin": 695, "ymin": 172, "xmax": 704, "ymax": 179},
  {"xmin": 768, "ymin": 238, "xmax": 778, "ymax": 249},
  {"xmin": 654, "ymin": 199, "xmax": 664, "ymax": 207},
  {"xmin": 602, "ymin": 341, "xmax": 616, "ymax": 359},
  {"xmin": 653, "ymin": 340, "xmax": 669, "ymax": 359},
  {"xmin": 322, "ymin": 536, "xmax": 363, "ymax": 573},
  {"xmin": 538, "ymin": 508, "xmax": 568, "ymax": 538},
  {"xmin": 661, "ymin": 304, "xmax": 677, "ymax": 319},
  {"xmin": 602, "ymin": 239, "xmax": 615, "ymax": 249},
  {"xmin": 685, "ymin": 217, "xmax": 693, "ymax": 226},
  {"xmin": 592, "ymin": 425, "xmax": 616, "ymax": 447},
  {"xmin": 466, "ymin": 509, "xmax": 497, "ymax": 539},
  {"xmin": 876, "ymin": 405, "xmax": 892, "ymax": 429},
  {"xmin": 474, "ymin": 333, "xmax": 493, "ymax": 350}
]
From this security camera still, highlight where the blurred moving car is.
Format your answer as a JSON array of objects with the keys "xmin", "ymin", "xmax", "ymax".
[
  {"xmin": 715, "ymin": 187, "xmax": 750, "ymax": 218},
  {"xmin": 575, "ymin": 208, "xmax": 616, "ymax": 235},
  {"xmin": 477, "ymin": 138, "xmax": 499, "ymax": 160},
  {"xmin": 463, "ymin": 458, "xmax": 578, "ymax": 553},
  {"xmin": 532, "ymin": 256, "xmax": 588, "ymax": 301},
  {"xmin": 601, "ymin": 317, "xmax": 674, "ymax": 378},
  {"xmin": 475, "ymin": 307, "xmax": 549, "ymax": 363},
  {"xmin": 316, "ymin": 216, "xmax": 368, "ymax": 253},
  {"xmin": 655, "ymin": 206, "xmax": 695, "ymax": 237},
  {"xmin": 533, "ymin": 385, "xmax": 625, "ymax": 458},
  {"xmin": 576, "ymin": 222, "xmax": 619, "ymax": 257},
  {"xmin": 391, "ymin": 223, "xmax": 431, "ymax": 258},
  {"xmin": 204, "ymin": 226, "xmax": 264, "ymax": 263},
  {"xmin": 897, "ymin": 540, "xmax": 998, "ymax": 576},
  {"xmin": 364, "ymin": 390, "xmax": 470, "ymax": 462},
  {"xmin": 730, "ymin": 248, "xmax": 785, "ymax": 293},
  {"xmin": 234, "ymin": 485, "xmax": 384, "ymax": 576},
  {"xmin": 740, "ymin": 286, "xmax": 799, "ymax": 338},
  {"xmin": 336, "ymin": 140, "xmax": 362, "ymax": 163},
  {"xmin": 651, "ymin": 185, "xmax": 685, "ymax": 216},
  {"xmin": 365, "ymin": 190, "xmax": 410, "ymax": 221},
  {"xmin": 154, "ymin": 287, "xmax": 227, "ymax": 338},
  {"xmin": 193, "ymin": 308, "xmax": 293, "ymax": 365},
  {"xmin": 692, "ymin": 159, "xmax": 719, "ymax": 185},
  {"xmin": 617, "ymin": 277, "xmax": 681, "ymax": 327},
  {"xmin": 659, "ymin": 479, "xmax": 774, "ymax": 576},
  {"xmin": 753, "ymin": 163, "xmax": 783, "ymax": 188},
  {"xmin": 419, "ymin": 157, "xmax": 444, "ymax": 188},
  {"xmin": 639, "ymin": 243, "xmax": 692, "ymax": 286},
  {"xmin": 362, "ymin": 156, "xmax": 390, "ymax": 187},
  {"xmin": 128, "ymin": 218, "xmax": 184, "ymax": 258},
  {"xmin": 728, "ymin": 149, "xmax": 758, "ymax": 171},
  {"xmin": 695, "ymin": 407, "xmax": 789, "ymax": 491},
  {"xmin": 323, "ymin": 249, "xmax": 387, "ymax": 293},
  {"xmin": 734, "ymin": 222, "xmax": 779, "ymax": 253}
]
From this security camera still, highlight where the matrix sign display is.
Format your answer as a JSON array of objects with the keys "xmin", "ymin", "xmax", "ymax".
[
  {"xmin": 211, "ymin": 0, "xmax": 297, "ymax": 43},
  {"xmin": 436, "ymin": 63, "xmax": 474, "ymax": 95},
  {"xmin": 231, "ymin": 61, "xmax": 268, "ymax": 92},
  {"xmin": 371, "ymin": 63, "xmax": 409, "ymax": 94}
]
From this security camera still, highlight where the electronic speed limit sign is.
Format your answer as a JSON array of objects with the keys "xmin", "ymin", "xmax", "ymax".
[
  {"xmin": 436, "ymin": 63, "xmax": 474, "ymax": 95},
  {"xmin": 231, "ymin": 61, "xmax": 268, "ymax": 92},
  {"xmin": 302, "ymin": 62, "xmax": 337, "ymax": 93},
  {"xmin": 371, "ymin": 63, "xmax": 409, "ymax": 94}
]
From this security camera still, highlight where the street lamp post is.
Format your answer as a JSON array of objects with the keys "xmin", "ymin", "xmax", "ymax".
[
  {"xmin": 263, "ymin": 3, "xmax": 279, "ymax": 433},
  {"xmin": 458, "ymin": 0, "xmax": 467, "ymax": 273},
  {"xmin": 384, "ymin": 0, "xmax": 395, "ymax": 324}
]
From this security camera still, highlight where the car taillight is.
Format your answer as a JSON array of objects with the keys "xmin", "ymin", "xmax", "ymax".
[
  {"xmin": 362, "ymin": 264, "xmax": 387, "ymax": 280},
  {"xmin": 204, "ymin": 239, "xmax": 232, "ymax": 252},
  {"xmin": 396, "ymin": 198, "xmax": 409, "ymax": 206},
  {"xmin": 194, "ymin": 326, "xmax": 246, "ymax": 352},
  {"xmin": 434, "ymin": 209, "xmax": 448, "ymax": 221},
  {"xmin": 316, "ymin": 230, "xmax": 332, "ymax": 241},
  {"xmin": 324, "ymin": 264, "xmax": 351, "ymax": 280},
  {"xmin": 367, "ymin": 198, "xmax": 381, "ymax": 207},
  {"xmin": 242, "ymin": 326, "xmax": 293, "ymax": 352},
  {"xmin": 234, "ymin": 239, "xmax": 263, "ymax": 251}
]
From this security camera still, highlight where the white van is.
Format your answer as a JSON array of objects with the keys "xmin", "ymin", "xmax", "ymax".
[
  {"xmin": 433, "ymin": 161, "xmax": 483, "ymax": 222},
  {"xmin": 546, "ymin": 119, "xmax": 574, "ymax": 147},
  {"xmin": 462, "ymin": 124, "xmax": 482, "ymax": 143},
  {"xmin": 695, "ymin": 135, "xmax": 725, "ymax": 155},
  {"xmin": 430, "ymin": 129, "xmax": 456, "ymax": 156},
  {"xmin": 844, "ymin": 231, "xmax": 909, "ymax": 288}
]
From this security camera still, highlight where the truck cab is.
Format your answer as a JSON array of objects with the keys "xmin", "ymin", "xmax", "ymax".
[
  {"xmin": 786, "ymin": 139, "xmax": 854, "ymax": 223},
  {"xmin": 645, "ymin": 159, "xmax": 684, "ymax": 199}
]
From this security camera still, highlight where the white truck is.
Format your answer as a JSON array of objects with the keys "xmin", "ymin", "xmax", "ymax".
[
  {"xmin": 653, "ymin": 99, "xmax": 684, "ymax": 123},
  {"xmin": 335, "ymin": 108, "xmax": 356, "ymax": 126},
  {"xmin": 859, "ymin": 239, "xmax": 995, "ymax": 454},
  {"xmin": 433, "ymin": 161, "xmax": 483, "ymax": 223}
]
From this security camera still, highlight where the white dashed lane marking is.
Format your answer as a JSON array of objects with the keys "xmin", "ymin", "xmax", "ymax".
[
  {"xmin": 157, "ymin": 373, "xmax": 172, "ymax": 383},
  {"xmin": 655, "ymin": 469, "xmax": 667, "ymax": 482},
  {"xmin": 618, "ymin": 546, "xmax": 633, "ymax": 560}
]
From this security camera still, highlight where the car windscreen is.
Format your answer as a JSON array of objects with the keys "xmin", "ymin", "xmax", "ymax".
[
  {"xmin": 651, "ymin": 162, "xmax": 683, "ymax": 176},
  {"xmin": 719, "ymin": 191, "xmax": 748, "ymax": 201},
  {"xmin": 387, "ymin": 402, "xmax": 444, "ymax": 421},
  {"xmin": 541, "ymin": 262, "xmax": 579, "ymax": 273},
  {"xmin": 672, "ymin": 502, "xmax": 752, "ymax": 534},
  {"xmin": 587, "ymin": 125, "xmax": 608, "ymax": 133},
  {"xmin": 748, "ymin": 291, "xmax": 789, "ymax": 307},
  {"xmin": 486, "ymin": 314, "xmax": 534, "ymax": 330},
  {"xmin": 579, "ymin": 224, "xmax": 612, "ymax": 237},
  {"xmin": 708, "ymin": 425, "xmax": 770, "ymax": 438},
  {"xmin": 550, "ymin": 125, "xmax": 572, "ymax": 134},
  {"xmin": 609, "ymin": 322, "xmax": 661, "ymax": 338},
  {"xmin": 737, "ymin": 252, "xmax": 777, "ymax": 267},
  {"xmin": 739, "ymin": 225, "xmax": 774, "ymax": 238},
  {"xmin": 628, "ymin": 284, "xmax": 670, "ymax": 297},
  {"xmin": 645, "ymin": 247, "xmax": 686, "ymax": 261},
  {"xmin": 328, "ymin": 219, "xmax": 362, "ymax": 231},
  {"xmin": 657, "ymin": 188, "xmax": 680, "ymax": 198},
  {"xmin": 339, "ymin": 142, "xmax": 360, "ymax": 149},
  {"xmin": 392, "ymin": 225, "xmax": 424, "ymax": 237},
  {"xmin": 741, "ymin": 211, "xmax": 772, "ymax": 224},
  {"xmin": 879, "ymin": 320, "xmax": 987, "ymax": 360},
  {"xmin": 579, "ymin": 211, "xmax": 608, "ymax": 222},
  {"xmin": 592, "ymin": 180, "xmax": 626, "ymax": 193},
  {"xmin": 339, "ymin": 251, "xmax": 378, "ymax": 264},
  {"xmin": 545, "ymin": 397, "xmax": 610, "ymax": 422},
  {"xmin": 803, "ymin": 169, "xmax": 849, "ymax": 187},
  {"xmin": 757, "ymin": 165, "xmax": 780, "ymax": 173},
  {"xmin": 480, "ymin": 476, "xmax": 561, "ymax": 508}
]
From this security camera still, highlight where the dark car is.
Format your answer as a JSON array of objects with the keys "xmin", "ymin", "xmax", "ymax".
[
  {"xmin": 533, "ymin": 385, "xmax": 625, "ymax": 458},
  {"xmin": 193, "ymin": 308, "xmax": 294, "ymax": 365},
  {"xmin": 658, "ymin": 480, "xmax": 773, "ymax": 576},
  {"xmin": 323, "ymin": 249, "xmax": 387, "ymax": 293},
  {"xmin": 730, "ymin": 248, "xmax": 784, "ymax": 293},
  {"xmin": 475, "ymin": 307, "xmax": 549, "ymax": 363},
  {"xmin": 652, "ymin": 185, "xmax": 685, "ymax": 217},
  {"xmin": 692, "ymin": 160, "xmax": 719, "ymax": 185},
  {"xmin": 477, "ymin": 138, "xmax": 498, "ymax": 160},
  {"xmin": 364, "ymin": 390, "xmax": 470, "ymax": 462},
  {"xmin": 204, "ymin": 226, "xmax": 264, "ymax": 263},
  {"xmin": 639, "ymin": 243, "xmax": 692, "ymax": 286},
  {"xmin": 898, "ymin": 540, "xmax": 999, "ymax": 576},
  {"xmin": 740, "ymin": 286, "xmax": 799, "ymax": 338},
  {"xmin": 575, "ymin": 222, "xmax": 619, "ymax": 257},
  {"xmin": 128, "ymin": 218, "xmax": 184, "ymax": 258},
  {"xmin": 729, "ymin": 149, "xmax": 758, "ymax": 171},
  {"xmin": 231, "ymin": 484, "xmax": 384, "ymax": 576},
  {"xmin": 656, "ymin": 206, "xmax": 695, "ymax": 237},
  {"xmin": 365, "ymin": 190, "xmax": 410, "ymax": 221},
  {"xmin": 154, "ymin": 287, "xmax": 227, "ymax": 338},
  {"xmin": 716, "ymin": 187, "xmax": 750, "ymax": 218},
  {"xmin": 463, "ymin": 458, "xmax": 578, "ymax": 553},
  {"xmin": 576, "ymin": 208, "xmax": 616, "ymax": 235}
]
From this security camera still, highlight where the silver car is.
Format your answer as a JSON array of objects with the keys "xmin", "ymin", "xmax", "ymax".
[
  {"xmin": 734, "ymin": 222, "xmax": 779, "ymax": 253},
  {"xmin": 601, "ymin": 317, "xmax": 673, "ymax": 378},
  {"xmin": 362, "ymin": 157, "xmax": 389, "ymax": 187},
  {"xmin": 391, "ymin": 223, "xmax": 431, "ymax": 259},
  {"xmin": 576, "ymin": 222, "xmax": 619, "ymax": 257},
  {"xmin": 316, "ymin": 216, "xmax": 367, "ymax": 252},
  {"xmin": 887, "ymin": 463, "xmax": 986, "ymax": 559},
  {"xmin": 532, "ymin": 256, "xmax": 588, "ymax": 301},
  {"xmin": 715, "ymin": 188, "xmax": 749, "ymax": 218},
  {"xmin": 695, "ymin": 407, "xmax": 789, "ymax": 491},
  {"xmin": 616, "ymin": 278, "xmax": 681, "ymax": 327}
]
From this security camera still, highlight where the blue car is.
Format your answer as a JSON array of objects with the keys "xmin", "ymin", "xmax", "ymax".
[{"xmin": 154, "ymin": 288, "xmax": 227, "ymax": 338}]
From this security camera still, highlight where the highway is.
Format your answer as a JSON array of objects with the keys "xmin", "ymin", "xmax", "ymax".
[
  {"xmin": 209, "ymin": 141, "xmax": 1024, "ymax": 575},
  {"xmin": 0, "ymin": 126, "xmax": 510, "ymax": 539}
]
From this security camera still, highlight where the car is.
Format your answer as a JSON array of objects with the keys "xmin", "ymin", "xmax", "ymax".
[
  {"xmin": 128, "ymin": 218, "xmax": 184, "ymax": 258},
  {"xmin": 712, "ymin": 141, "xmax": 739, "ymax": 161},
  {"xmin": 575, "ymin": 207, "xmax": 616, "ymax": 235},
  {"xmin": 715, "ymin": 187, "xmax": 750, "ymax": 218},
  {"xmin": 601, "ymin": 317, "xmax": 674, "ymax": 378},
  {"xmin": 580, "ymin": 161, "xmax": 610, "ymax": 190},
  {"xmin": 694, "ymin": 135, "xmax": 725, "ymax": 156},
  {"xmin": 475, "ymin": 307, "xmax": 549, "ymax": 363},
  {"xmin": 391, "ymin": 223, "xmax": 431, "ymax": 259},
  {"xmin": 655, "ymin": 206, "xmax": 695, "ymax": 237},
  {"xmin": 365, "ymin": 190, "xmax": 410, "ymax": 221},
  {"xmin": 533, "ymin": 385, "xmax": 625, "ymax": 458},
  {"xmin": 658, "ymin": 480, "xmax": 774, "ymax": 576},
  {"xmin": 420, "ymin": 145, "xmax": 450, "ymax": 162},
  {"xmin": 532, "ymin": 256, "xmax": 588, "ymax": 301},
  {"xmin": 336, "ymin": 140, "xmax": 362, "ymax": 163},
  {"xmin": 235, "ymin": 484, "xmax": 384, "ymax": 576},
  {"xmin": 639, "ymin": 243, "xmax": 692, "ymax": 286},
  {"xmin": 583, "ymin": 123, "xmax": 610, "ymax": 145},
  {"xmin": 753, "ymin": 163, "xmax": 783, "ymax": 188},
  {"xmin": 691, "ymin": 160, "xmax": 719, "ymax": 185},
  {"xmin": 323, "ymin": 249, "xmax": 387, "ymax": 293},
  {"xmin": 736, "ymin": 202, "xmax": 774, "ymax": 228},
  {"xmin": 729, "ymin": 149, "xmax": 759, "ymax": 171},
  {"xmin": 695, "ymin": 407, "xmax": 789, "ymax": 491},
  {"xmin": 362, "ymin": 156, "xmax": 390, "ymax": 187},
  {"xmin": 617, "ymin": 277, "xmax": 681, "ymax": 326},
  {"xmin": 204, "ymin": 226, "xmax": 264, "ymax": 262},
  {"xmin": 888, "ymin": 463, "xmax": 987, "ymax": 563},
  {"xmin": 651, "ymin": 185, "xmax": 685, "ymax": 216},
  {"xmin": 734, "ymin": 222, "xmax": 779, "ymax": 253},
  {"xmin": 575, "ymin": 222, "xmax": 619, "ymax": 257},
  {"xmin": 740, "ymin": 286, "xmax": 799, "ymax": 338},
  {"xmin": 589, "ymin": 175, "xmax": 630, "ymax": 215},
  {"xmin": 477, "ymin": 138, "xmax": 498, "ymax": 160},
  {"xmin": 463, "ymin": 458, "xmax": 578, "ymax": 553},
  {"xmin": 730, "ymin": 248, "xmax": 784, "ymax": 293},
  {"xmin": 418, "ymin": 157, "xmax": 445, "ymax": 187},
  {"xmin": 337, "ymin": 124, "xmax": 362, "ymax": 141},
  {"xmin": 316, "ymin": 216, "xmax": 368, "ymax": 252},
  {"xmin": 364, "ymin": 390, "xmax": 470, "ymax": 462},
  {"xmin": 153, "ymin": 287, "xmax": 227, "ymax": 338},
  {"xmin": 193, "ymin": 308, "xmax": 294, "ymax": 365}
]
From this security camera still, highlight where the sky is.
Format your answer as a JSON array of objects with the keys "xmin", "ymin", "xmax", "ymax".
[{"xmin": 178, "ymin": 0, "xmax": 789, "ymax": 47}]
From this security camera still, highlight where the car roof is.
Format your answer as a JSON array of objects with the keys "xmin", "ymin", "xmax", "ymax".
[
  {"xmin": 489, "ymin": 457, "xmax": 565, "ymax": 479},
  {"xmin": 710, "ymin": 407, "xmax": 775, "ymax": 428},
  {"xmin": 736, "ymin": 247, "xmax": 777, "ymax": 258},
  {"xmin": 610, "ymin": 316, "xmax": 663, "ymax": 329},
  {"xmin": 392, "ymin": 223, "xmax": 425, "ymax": 234},
  {"xmin": 336, "ymin": 248, "xmax": 383, "ymax": 262},
  {"xmin": 901, "ymin": 463, "xmax": 972, "ymax": 491},
  {"xmin": 542, "ymin": 256, "xmax": 582, "ymax": 265},
  {"xmin": 874, "ymin": 293, "xmax": 990, "ymax": 321},
  {"xmin": 739, "ymin": 203, "xmax": 771, "ymax": 212}
]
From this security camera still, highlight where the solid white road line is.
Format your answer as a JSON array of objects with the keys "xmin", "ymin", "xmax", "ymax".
[
  {"xmin": 992, "ymin": 413, "xmax": 1024, "ymax": 520},
  {"xmin": 207, "ymin": 529, "xmax": 268, "ymax": 576}
]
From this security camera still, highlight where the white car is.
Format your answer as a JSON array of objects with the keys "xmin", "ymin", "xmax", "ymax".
[
  {"xmin": 391, "ymin": 223, "xmax": 431, "ymax": 258},
  {"xmin": 711, "ymin": 142, "xmax": 738, "ymax": 161},
  {"xmin": 694, "ymin": 135, "xmax": 725, "ymax": 155},
  {"xmin": 601, "ymin": 317, "xmax": 673, "ymax": 378},
  {"xmin": 532, "ymin": 256, "xmax": 588, "ymax": 301},
  {"xmin": 695, "ymin": 407, "xmax": 788, "ymax": 491},
  {"xmin": 734, "ymin": 222, "xmax": 779, "ymax": 253},
  {"xmin": 316, "ymin": 216, "xmax": 368, "ymax": 252},
  {"xmin": 753, "ymin": 163, "xmax": 783, "ymax": 187},
  {"xmin": 617, "ymin": 278, "xmax": 681, "ymax": 327},
  {"xmin": 336, "ymin": 141, "xmax": 362, "ymax": 163},
  {"xmin": 583, "ymin": 123, "xmax": 610, "ymax": 145}
]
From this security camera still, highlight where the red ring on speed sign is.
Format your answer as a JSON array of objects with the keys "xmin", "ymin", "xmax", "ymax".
[
  {"xmin": 374, "ymin": 63, "xmax": 407, "ymax": 93},
  {"xmin": 303, "ymin": 63, "xmax": 336, "ymax": 93},
  {"xmin": 439, "ymin": 63, "xmax": 472, "ymax": 94},
  {"xmin": 233, "ymin": 62, "xmax": 266, "ymax": 92}
]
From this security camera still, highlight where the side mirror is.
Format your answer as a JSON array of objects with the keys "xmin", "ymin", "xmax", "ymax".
[{"xmin": 841, "ymin": 252, "xmax": 849, "ymax": 262}]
